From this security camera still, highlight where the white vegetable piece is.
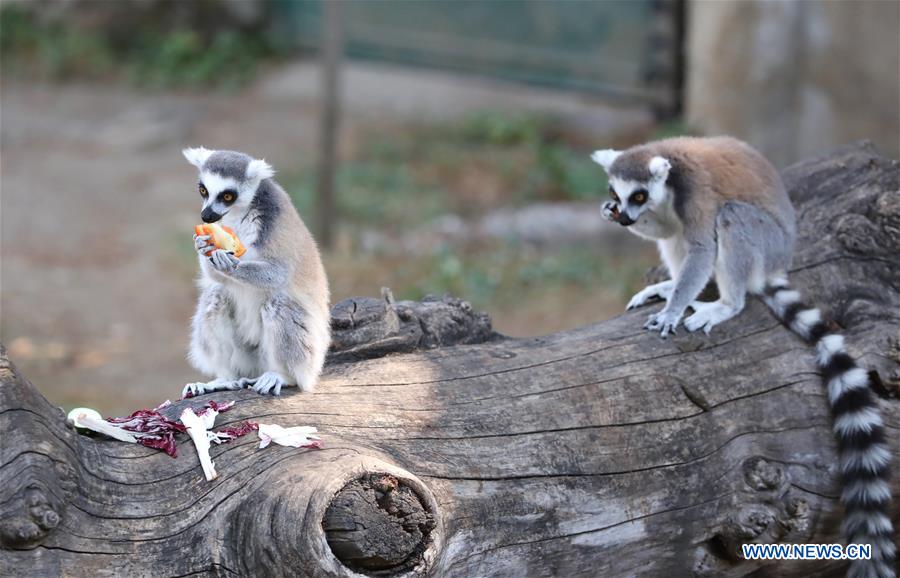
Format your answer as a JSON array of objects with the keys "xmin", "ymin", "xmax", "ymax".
[
  {"xmin": 180, "ymin": 408, "xmax": 218, "ymax": 481},
  {"xmin": 67, "ymin": 408, "xmax": 139, "ymax": 443},
  {"xmin": 257, "ymin": 423, "xmax": 320, "ymax": 449}
]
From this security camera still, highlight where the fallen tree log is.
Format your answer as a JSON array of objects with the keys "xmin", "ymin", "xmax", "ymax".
[{"xmin": 1, "ymin": 142, "xmax": 898, "ymax": 577}]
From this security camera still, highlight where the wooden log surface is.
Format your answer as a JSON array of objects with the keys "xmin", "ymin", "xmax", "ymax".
[{"xmin": 1, "ymin": 142, "xmax": 898, "ymax": 577}]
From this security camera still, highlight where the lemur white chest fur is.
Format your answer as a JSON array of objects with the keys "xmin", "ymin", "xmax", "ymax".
[
  {"xmin": 591, "ymin": 136, "xmax": 895, "ymax": 578},
  {"xmin": 202, "ymin": 269, "xmax": 268, "ymax": 346},
  {"xmin": 201, "ymin": 215, "xmax": 268, "ymax": 345},
  {"xmin": 183, "ymin": 147, "xmax": 331, "ymax": 399}
]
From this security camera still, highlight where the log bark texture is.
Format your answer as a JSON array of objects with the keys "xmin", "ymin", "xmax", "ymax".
[{"xmin": 1, "ymin": 142, "xmax": 899, "ymax": 578}]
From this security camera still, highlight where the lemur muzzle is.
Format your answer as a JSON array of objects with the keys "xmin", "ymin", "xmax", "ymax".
[{"xmin": 201, "ymin": 208, "xmax": 223, "ymax": 223}]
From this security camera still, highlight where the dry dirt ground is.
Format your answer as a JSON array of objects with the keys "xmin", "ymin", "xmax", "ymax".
[{"xmin": 1, "ymin": 60, "xmax": 651, "ymax": 414}]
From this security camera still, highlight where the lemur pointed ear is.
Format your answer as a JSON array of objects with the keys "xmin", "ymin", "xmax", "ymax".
[
  {"xmin": 648, "ymin": 156, "xmax": 671, "ymax": 180},
  {"xmin": 590, "ymin": 149, "xmax": 621, "ymax": 172},
  {"xmin": 246, "ymin": 158, "xmax": 275, "ymax": 182},
  {"xmin": 182, "ymin": 147, "xmax": 213, "ymax": 169}
]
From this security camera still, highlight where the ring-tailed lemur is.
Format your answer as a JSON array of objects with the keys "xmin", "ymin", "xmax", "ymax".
[
  {"xmin": 181, "ymin": 147, "xmax": 330, "ymax": 398},
  {"xmin": 592, "ymin": 137, "xmax": 894, "ymax": 578}
]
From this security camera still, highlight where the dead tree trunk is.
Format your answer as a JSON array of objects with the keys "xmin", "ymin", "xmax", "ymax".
[{"xmin": 1, "ymin": 142, "xmax": 898, "ymax": 577}]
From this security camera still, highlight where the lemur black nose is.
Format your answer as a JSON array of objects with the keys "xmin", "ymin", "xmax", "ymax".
[{"xmin": 201, "ymin": 208, "xmax": 222, "ymax": 223}]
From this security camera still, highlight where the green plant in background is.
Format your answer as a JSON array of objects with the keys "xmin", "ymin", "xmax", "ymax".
[
  {"xmin": 282, "ymin": 109, "xmax": 613, "ymax": 233},
  {"xmin": 277, "ymin": 107, "xmax": 669, "ymax": 330},
  {"xmin": 127, "ymin": 29, "xmax": 277, "ymax": 89},
  {"xmin": 0, "ymin": 4, "xmax": 284, "ymax": 89},
  {"xmin": 456, "ymin": 111, "xmax": 541, "ymax": 146},
  {"xmin": 385, "ymin": 242, "xmax": 655, "ymax": 318},
  {"xmin": 286, "ymin": 162, "xmax": 448, "ymax": 231},
  {"xmin": 531, "ymin": 143, "xmax": 607, "ymax": 201},
  {"xmin": 0, "ymin": 5, "xmax": 114, "ymax": 79}
]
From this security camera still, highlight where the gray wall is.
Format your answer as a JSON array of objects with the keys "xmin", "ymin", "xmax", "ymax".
[{"xmin": 686, "ymin": 0, "xmax": 899, "ymax": 167}]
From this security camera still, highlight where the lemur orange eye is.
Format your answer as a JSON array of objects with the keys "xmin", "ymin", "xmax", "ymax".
[
  {"xmin": 199, "ymin": 184, "xmax": 208, "ymax": 198},
  {"xmin": 631, "ymin": 191, "xmax": 647, "ymax": 205},
  {"xmin": 609, "ymin": 186, "xmax": 620, "ymax": 203},
  {"xmin": 222, "ymin": 192, "xmax": 236, "ymax": 203}
]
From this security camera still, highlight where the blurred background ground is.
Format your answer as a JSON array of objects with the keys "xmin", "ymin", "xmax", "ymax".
[{"xmin": 1, "ymin": 0, "xmax": 897, "ymax": 414}]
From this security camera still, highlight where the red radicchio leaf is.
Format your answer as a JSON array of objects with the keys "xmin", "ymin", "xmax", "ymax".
[
  {"xmin": 104, "ymin": 399, "xmax": 241, "ymax": 458},
  {"xmin": 200, "ymin": 400, "xmax": 234, "ymax": 415},
  {"xmin": 106, "ymin": 400, "xmax": 187, "ymax": 457},
  {"xmin": 211, "ymin": 421, "xmax": 258, "ymax": 443},
  {"xmin": 106, "ymin": 410, "xmax": 186, "ymax": 433},
  {"xmin": 137, "ymin": 434, "xmax": 179, "ymax": 458}
]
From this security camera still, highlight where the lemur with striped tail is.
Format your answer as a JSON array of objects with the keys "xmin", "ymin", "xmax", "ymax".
[{"xmin": 592, "ymin": 136, "xmax": 894, "ymax": 578}]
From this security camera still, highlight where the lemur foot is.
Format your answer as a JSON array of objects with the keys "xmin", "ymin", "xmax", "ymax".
[
  {"xmin": 182, "ymin": 378, "xmax": 243, "ymax": 398},
  {"xmin": 627, "ymin": 281, "xmax": 674, "ymax": 310},
  {"xmin": 209, "ymin": 249, "xmax": 239, "ymax": 273},
  {"xmin": 684, "ymin": 301, "xmax": 740, "ymax": 334},
  {"xmin": 644, "ymin": 309, "xmax": 682, "ymax": 338},
  {"xmin": 240, "ymin": 371, "xmax": 290, "ymax": 396}
]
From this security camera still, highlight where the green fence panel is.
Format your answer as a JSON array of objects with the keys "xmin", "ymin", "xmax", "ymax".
[{"xmin": 273, "ymin": 0, "xmax": 663, "ymax": 102}]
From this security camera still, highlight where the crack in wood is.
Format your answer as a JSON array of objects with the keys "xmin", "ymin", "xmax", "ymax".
[{"xmin": 418, "ymin": 424, "xmax": 830, "ymax": 482}]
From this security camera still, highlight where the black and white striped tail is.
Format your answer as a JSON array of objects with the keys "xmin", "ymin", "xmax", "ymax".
[{"xmin": 764, "ymin": 278, "xmax": 895, "ymax": 578}]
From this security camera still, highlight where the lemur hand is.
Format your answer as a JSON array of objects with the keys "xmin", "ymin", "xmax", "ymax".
[
  {"xmin": 601, "ymin": 200, "xmax": 619, "ymax": 222},
  {"xmin": 209, "ymin": 249, "xmax": 240, "ymax": 273},
  {"xmin": 644, "ymin": 308, "xmax": 682, "ymax": 338},
  {"xmin": 194, "ymin": 233, "xmax": 214, "ymax": 255}
]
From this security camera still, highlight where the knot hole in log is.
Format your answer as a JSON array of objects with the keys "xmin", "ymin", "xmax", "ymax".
[
  {"xmin": 693, "ymin": 456, "xmax": 814, "ymax": 576},
  {"xmin": 323, "ymin": 473, "xmax": 436, "ymax": 576},
  {"xmin": 226, "ymin": 454, "xmax": 443, "ymax": 577}
]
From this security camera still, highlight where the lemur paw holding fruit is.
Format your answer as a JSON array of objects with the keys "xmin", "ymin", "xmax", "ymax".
[
  {"xmin": 194, "ymin": 223, "xmax": 244, "ymax": 273},
  {"xmin": 601, "ymin": 200, "xmax": 619, "ymax": 222},
  {"xmin": 209, "ymin": 249, "xmax": 239, "ymax": 273},
  {"xmin": 195, "ymin": 223, "xmax": 246, "ymax": 257},
  {"xmin": 194, "ymin": 233, "xmax": 212, "ymax": 253}
]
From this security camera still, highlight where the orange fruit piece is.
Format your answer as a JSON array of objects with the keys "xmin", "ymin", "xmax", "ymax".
[{"xmin": 194, "ymin": 223, "xmax": 247, "ymax": 258}]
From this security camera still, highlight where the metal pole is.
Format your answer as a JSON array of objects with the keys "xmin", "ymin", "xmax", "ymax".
[{"xmin": 316, "ymin": 0, "xmax": 344, "ymax": 249}]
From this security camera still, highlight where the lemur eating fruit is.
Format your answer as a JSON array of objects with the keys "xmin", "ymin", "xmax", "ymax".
[
  {"xmin": 181, "ymin": 147, "xmax": 330, "ymax": 398},
  {"xmin": 593, "ymin": 137, "xmax": 894, "ymax": 578}
]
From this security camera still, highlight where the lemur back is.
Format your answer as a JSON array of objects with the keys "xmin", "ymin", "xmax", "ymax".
[
  {"xmin": 182, "ymin": 147, "xmax": 330, "ymax": 398},
  {"xmin": 253, "ymin": 178, "xmax": 330, "ymax": 324},
  {"xmin": 593, "ymin": 136, "xmax": 895, "ymax": 578}
]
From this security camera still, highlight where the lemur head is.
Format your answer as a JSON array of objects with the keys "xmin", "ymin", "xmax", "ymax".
[
  {"xmin": 182, "ymin": 147, "xmax": 275, "ymax": 223},
  {"xmin": 591, "ymin": 148, "xmax": 671, "ymax": 228}
]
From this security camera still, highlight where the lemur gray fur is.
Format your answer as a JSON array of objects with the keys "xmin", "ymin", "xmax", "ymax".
[
  {"xmin": 593, "ymin": 136, "xmax": 894, "ymax": 578},
  {"xmin": 181, "ymin": 147, "xmax": 330, "ymax": 398}
]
